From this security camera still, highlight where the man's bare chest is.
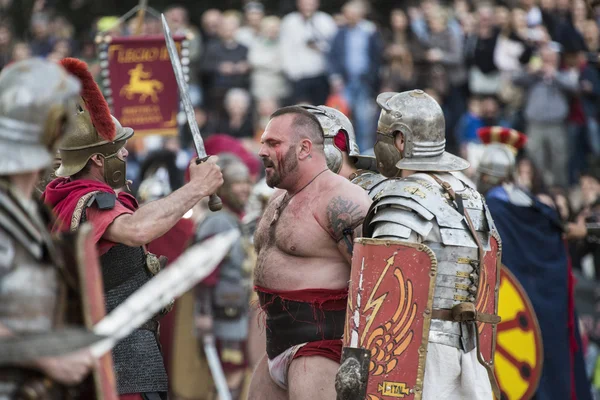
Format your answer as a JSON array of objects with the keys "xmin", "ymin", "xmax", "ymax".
[{"xmin": 255, "ymin": 195, "xmax": 334, "ymax": 257}]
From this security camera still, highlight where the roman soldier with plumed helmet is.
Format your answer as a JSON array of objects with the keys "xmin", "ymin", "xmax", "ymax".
[
  {"xmin": 475, "ymin": 126, "xmax": 528, "ymax": 197},
  {"xmin": 476, "ymin": 126, "xmax": 594, "ymax": 399},
  {"xmin": 42, "ymin": 58, "xmax": 223, "ymax": 399}
]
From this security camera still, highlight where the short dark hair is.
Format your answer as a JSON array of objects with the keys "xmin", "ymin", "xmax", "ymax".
[
  {"xmin": 72, "ymin": 159, "xmax": 93, "ymax": 180},
  {"xmin": 270, "ymin": 106, "xmax": 325, "ymax": 150}
]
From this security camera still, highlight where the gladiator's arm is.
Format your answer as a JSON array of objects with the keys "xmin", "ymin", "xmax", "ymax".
[
  {"xmin": 103, "ymin": 180, "xmax": 211, "ymax": 247},
  {"xmin": 326, "ymin": 192, "xmax": 371, "ymax": 263}
]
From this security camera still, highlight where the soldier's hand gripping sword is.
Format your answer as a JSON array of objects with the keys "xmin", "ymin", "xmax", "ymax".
[{"xmin": 161, "ymin": 14, "xmax": 222, "ymax": 212}]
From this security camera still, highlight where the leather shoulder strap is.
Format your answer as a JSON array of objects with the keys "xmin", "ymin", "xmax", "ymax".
[{"xmin": 70, "ymin": 191, "xmax": 101, "ymax": 232}]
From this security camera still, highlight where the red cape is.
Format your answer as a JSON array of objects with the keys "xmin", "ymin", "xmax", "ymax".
[{"xmin": 42, "ymin": 177, "xmax": 138, "ymax": 233}]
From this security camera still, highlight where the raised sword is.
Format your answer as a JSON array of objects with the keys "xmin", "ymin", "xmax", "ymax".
[{"xmin": 161, "ymin": 14, "xmax": 222, "ymax": 211}]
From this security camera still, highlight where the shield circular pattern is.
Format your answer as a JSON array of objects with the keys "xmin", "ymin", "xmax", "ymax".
[{"xmin": 494, "ymin": 266, "xmax": 543, "ymax": 400}]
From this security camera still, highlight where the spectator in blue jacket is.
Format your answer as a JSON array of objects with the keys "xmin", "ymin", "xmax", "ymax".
[{"xmin": 328, "ymin": 0, "xmax": 383, "ymax": 151}]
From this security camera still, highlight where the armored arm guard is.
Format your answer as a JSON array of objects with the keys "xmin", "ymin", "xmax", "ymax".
[
  {"xmin": 363, "ymin": 177, "xmax": 443, "ymax": 242},
  {"xmin": 349, "ymin": 170, "xmax": 386, "ymax": 198},
  {"xmin": 363, "ymin": 176, "xmax": 494, "ymax": 246}
]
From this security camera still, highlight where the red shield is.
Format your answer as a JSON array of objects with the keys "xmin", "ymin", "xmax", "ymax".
[
  {"xmin": 475, "ymin": 232, "xmax": 501, "ymax": 367},
  {"xmin": 59, "ymin": 223, "xmax": 118, "ymax": 399},
  {"xmin": 494, "ymin": 266, "xmax": 543, "ymax": 400},
  {"xmin": 344, "ymin": 238, "xmax": 437, "ymax": 400}
]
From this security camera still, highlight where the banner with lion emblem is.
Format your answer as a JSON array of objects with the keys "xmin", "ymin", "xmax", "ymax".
[{"xmin": 98, "ymin": 35, "xmax": 187, "ymax": 136}]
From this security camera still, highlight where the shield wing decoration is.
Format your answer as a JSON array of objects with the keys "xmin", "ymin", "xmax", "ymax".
[
  {"xmin": 494, "ymin": 266, "xmax": 543, "ymax": 400},
  {"xmin": 475, "ymin": 232, "xmax": 501, "ymax": 368},
  {"xmin": 344, "ymin": 238, "xmax": 437, "ymax": 400}
]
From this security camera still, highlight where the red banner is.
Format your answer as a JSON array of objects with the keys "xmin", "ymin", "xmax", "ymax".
[{"xmin": 99, "ymin": 35, "xmax": 187, "ymax": 136}]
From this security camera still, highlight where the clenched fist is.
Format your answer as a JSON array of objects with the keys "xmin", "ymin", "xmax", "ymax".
[{"xmin": 189, "ymin": 156, "xmax": 224, "ymax": 197}]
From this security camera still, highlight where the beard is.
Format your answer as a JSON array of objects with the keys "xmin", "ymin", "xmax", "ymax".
[{"xmin": 264, "ymin": 146, "xmax": 298, "ymax": 188}]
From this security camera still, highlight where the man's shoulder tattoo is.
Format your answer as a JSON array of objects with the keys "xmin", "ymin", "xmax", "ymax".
[{"xmin": 326, "ymin": 196, "xmax": 366, "ymax": 241}]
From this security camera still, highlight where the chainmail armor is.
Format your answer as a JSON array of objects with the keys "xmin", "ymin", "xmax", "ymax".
[{"xmin": 80, "ymin": 206, "xmax": 167, "ymax": 394}]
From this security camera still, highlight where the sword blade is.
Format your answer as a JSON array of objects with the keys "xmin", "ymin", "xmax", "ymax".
[
  {"xmin": 91, "ymin": 230, "xmax": 240, "ymax": 358},
  {"xmin": 161, "ymin": 14, "xmax": 207, "ymax": 159},
  {"xmin": 203, "ymin": 335, "xmax": 232, "ymax": 400}
]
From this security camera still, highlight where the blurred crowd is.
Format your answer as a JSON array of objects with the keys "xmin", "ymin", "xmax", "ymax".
[
  {"xmin": 2, "ymin": 0, "xmax": 600, "ymax": 293},
  {"xmin": 4, "ymin": 0, "xmax": 600, "ymax": 303},
  {"xmin": 5, "ymin": 0, "xmax": 600, "ymax": 396}
]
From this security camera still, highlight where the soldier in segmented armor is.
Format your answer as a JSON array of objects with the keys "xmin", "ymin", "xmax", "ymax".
[
  {"xmin": 194, "ymin": 154, "xmax": 253, "ymax": 399},
  {"xmin": 0, "ymin": 59, "xmax": 97, "ymax": 398},
  {"xmin": 362, "ymin": 90, "xmax": 501, "ymax": 399},
  {"xmin": 300, "ymin": 105, "xmax": 385, "ymax": 194},
  {"xmin": 474, "ymin": 127, "xmax": 529, "ymax": 202},
  {"xmin": 41, "ymin": 58, "xmax": 223, "ymax": 400}
]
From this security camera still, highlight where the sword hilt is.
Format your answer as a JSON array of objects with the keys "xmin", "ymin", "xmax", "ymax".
[{"xmin": 196, "ymin": 156, "xmax": 223, "ymax": 212}]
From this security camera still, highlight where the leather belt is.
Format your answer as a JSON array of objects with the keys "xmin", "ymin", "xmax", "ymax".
[
  {"xmin": 432, "ymin": 303, "xmax": 500, "ymax": 324},
  {"xmin": 258, "ymin": 292, "xmax": 346, "ymax": 359}
]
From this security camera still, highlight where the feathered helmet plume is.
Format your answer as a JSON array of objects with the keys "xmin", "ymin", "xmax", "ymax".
[
  {"xmin": 59, "ymin": 57, "xmax": 115, "ymax": 142},
  {"xmin": 477, "ymin": 126, "xmax": 527, "ymax": 155}
]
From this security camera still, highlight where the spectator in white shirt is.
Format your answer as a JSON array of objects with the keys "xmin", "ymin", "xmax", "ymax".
[
  {"xmin": 236, "ymin": 2, "xmax": 265, "ymax": 49},
  {"xmin": 248, "ymin": 16, "xmax": 290, "ymax": 102},
  {"xmin": 279, "ymin": 0, "xmax": 337, "ymax": 105}
]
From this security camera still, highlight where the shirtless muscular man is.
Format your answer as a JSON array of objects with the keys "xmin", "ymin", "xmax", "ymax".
[{"xmin": 247, "ymin": 106, "xmax": 371, "ymax": 399}]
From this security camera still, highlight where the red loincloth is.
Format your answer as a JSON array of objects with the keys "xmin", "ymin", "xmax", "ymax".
[
  {"xmin": 42, "ymin": 178, "xmax": 138, "ymax": 254},
  {"xmin": 146, "ymin": 217, "xmax": 196, "ymax": 379},
  {"xmin": 254, "ymin": 286, "xmax": 347, "ymax": 364}
]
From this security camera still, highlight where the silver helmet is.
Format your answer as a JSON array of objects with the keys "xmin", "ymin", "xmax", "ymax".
[
  {"xmin": 374, "ymin": 90, "xmax": 469, "ymax": 177},
  {"xmin": 475, "ymin": 126, "xmax": 526, "ymax": 195},
  {"xmin": 475, "ymin": 143, "xmax": 517, "ymax": 195},
  {"xmin": 138, "ymin": 169, "xmax": 172, "ymax": 203},
  {"xmin": 0, "ymin": 58, "xmax": 81, "ymax": 175},
  {"xmin": 300, "ymin": 105, "xmax": 360, "ymax": 173}
]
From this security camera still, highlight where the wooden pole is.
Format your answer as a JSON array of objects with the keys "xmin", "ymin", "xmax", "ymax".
[{"xmin": 133, "ymin": 0, "xmax": 148, "ymax": 36}]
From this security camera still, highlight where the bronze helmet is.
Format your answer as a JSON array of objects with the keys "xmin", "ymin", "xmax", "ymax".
[{"xmin": 55, "ymin": 58, "xmax": 133, "ymax": 189}]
